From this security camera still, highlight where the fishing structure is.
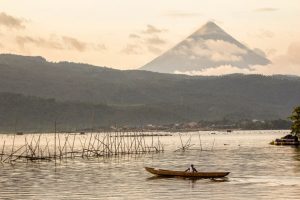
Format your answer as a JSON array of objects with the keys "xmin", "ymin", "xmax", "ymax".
[{"xmin": 0, "ymin": 132, "xmax": 164, "ymax": 165}]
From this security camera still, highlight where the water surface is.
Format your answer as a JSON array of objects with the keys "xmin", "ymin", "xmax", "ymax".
[{"xmin": 0, "ymin": 130, "xmax": 300, "ymax": 199}]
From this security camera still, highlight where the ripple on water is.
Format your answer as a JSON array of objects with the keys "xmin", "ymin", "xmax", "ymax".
[{"xmin": 0, "ymin": 131, "xmax": 300, "ymax": 199}]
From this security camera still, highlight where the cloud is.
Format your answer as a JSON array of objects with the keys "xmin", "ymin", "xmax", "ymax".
[
  {"xmin": 255, "ymin": 8, "xmax": 278, "ymax": 12},
  {"xmin": 265, "ymin": 48, "xmax": 277, "ymax": 57},
  {"xmin": 175, "ymin": 42, "xmax": 300, "ymax": 76},
  {"xmin": 93, "ymin": 43, "xmax": 107, "ymax": 51},
  {"xmin": 174, "ymin": 65, "xmax": 254, "ymax": 76},
  {"xmin": 121, "ymin": 44, "xmax": 142, "ymax": 55},
  {"xmin": 286, "ymin": 42, "xmax": 300, "ymax": 65},
  {"xmin": 125, "ymin": 25, "xmax": 167, "ymax": 55},
  {"xmin": 0, "ymin": 12, "xmax": 26, "ymax": 29},
  {"xmin": 263, "ymin": 42, "xmax": 300, "ymax": 74},
  {"xmin": 129, "ymin": 34, "xmax": 140, "ymax": 39},
  {"xmin": 126, "ymin": 34, "xmax": 166, "ymax": 54},
  {"xmin": 16, "ymin": 35, "xmax": 106, "ymax": 52},
  {"xmin": 253, "ymin": 48, "xmax": 267, "ymax": 58},
  {"xmin": 254, "ymin": 42, "xmax": 300, "ymax": 74},
  {"xmin": 142, "ymin": 25, "xmax": 166, "ymax": 34},
  {"xmin": 175, "ymin": 39, "xmax": 247, "ymax": 62},
  {"xmin": 210, "ymin": 53, "xmax": 243, "ymax": 62},
  {"xmin": 206, "ymin": 40, "xmax": 247, "ymax": 62},
  {"xmin": 256, "ymin": 42, "xmax": 300, "ymax": 74},
  {"xmin": 62, "ymin": 36, "xmax": 87, "ymax": 52},
  {"xmin": 163, "ymin": 10, "xmax": 201, "ymax": 18},
  {"xmin": 146, "ymin": 36, "xmax": 166, "ymax": 45},
  {"xmin": 16, "ymin": 36, "xmax": 62, "ymax": 50}
]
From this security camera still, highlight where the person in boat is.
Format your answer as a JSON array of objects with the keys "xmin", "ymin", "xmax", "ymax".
[{"xmin": 185, "ymin": 164, "xmax": 198, "ymax": 173}]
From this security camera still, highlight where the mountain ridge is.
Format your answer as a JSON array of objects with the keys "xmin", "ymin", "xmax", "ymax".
[
  {"xmin": 0, "ymin": 53, "xmax": 300, "ymax": 128},
  {"xmin": 141, "ymin": 21, "xmax": 270, "ymax": 73}
]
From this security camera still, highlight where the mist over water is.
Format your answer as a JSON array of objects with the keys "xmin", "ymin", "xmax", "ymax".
[{"xmin": 0, "ymin": 130, "xmax": 300, "ymax": 200}]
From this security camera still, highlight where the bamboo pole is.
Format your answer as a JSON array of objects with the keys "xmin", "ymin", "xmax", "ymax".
[
  {"xmin": 1, "ymin": 140, "xmax": 5, "ymax": 162},
  {"xmin": 0, "ymin": 130, "xmax": 165, "ymax": 165},
  {"xmin": 54, "ymin": 120, "xmax": 57, "ymax": 166}
]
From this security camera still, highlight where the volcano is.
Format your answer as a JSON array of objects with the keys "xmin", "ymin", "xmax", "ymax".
[{"xmin": 140, "ymin": 21, "xmax": 270, "ymax": 73}]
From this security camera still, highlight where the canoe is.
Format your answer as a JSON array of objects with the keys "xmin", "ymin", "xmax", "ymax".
[{"xmin": 145, "ymin": 167, "xmax": 230, "ymax": 178}]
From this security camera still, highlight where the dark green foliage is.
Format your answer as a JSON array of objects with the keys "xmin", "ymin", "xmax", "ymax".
[
  {"xmin": 0, "ymin": 92, "xmax": 193, "ymax": 132},
  {"xmin": 197, "ymin": 119, "xmax": 291, "ymax": 130},
  {"xmin": 289, "ymin": 106, "xmax": 300, "ymax": 136},
  {"xmin": 0, "ymin": 54, "xmax": 300, "ymax": 131},
  {"xmin": 0, "ymin": 92, "xmax": 294, "ymax": 132}
]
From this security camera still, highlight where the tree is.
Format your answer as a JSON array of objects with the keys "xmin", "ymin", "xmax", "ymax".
[{"xmin": 289, "ymin": 106, "xmax": 300, "ymax": 136}]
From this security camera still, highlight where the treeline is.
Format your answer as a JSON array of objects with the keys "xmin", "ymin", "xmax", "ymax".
[
  {"xmin": 0, "ymin": 92, "xmax": 193, "ymax": 132},
  {"xmin": 197, "ymin": 119, "xmax": 292, "ymax": 130},
  {"xmin": 1, "ymin": 54, "xmax": 300, "ymax": 122},
  {"xmin": 0, "ymin": 92, "xmax": 292, "ymax": 132}
]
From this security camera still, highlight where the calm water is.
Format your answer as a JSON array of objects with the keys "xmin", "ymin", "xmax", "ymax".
[{"xmin": 1, "ymin": 130, "xmax": 300, "ymax": 200}]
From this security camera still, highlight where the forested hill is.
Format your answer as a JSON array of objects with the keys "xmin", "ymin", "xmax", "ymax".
[
  {"xmin": 0, "ymin": 92, "xmax": 191, "ymax": 132},
  {"xmin": 0, "ymin": 53, "xmax": 300, "ymax": 130}
]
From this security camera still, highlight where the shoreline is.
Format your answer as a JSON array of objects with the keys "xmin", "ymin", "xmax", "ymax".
[{"xmin": 0, "ymin": 128, "xmax": 290, "ymax": 135}]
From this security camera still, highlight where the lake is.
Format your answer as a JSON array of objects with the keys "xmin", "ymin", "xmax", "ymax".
[{"xmin": 0, "ymin": 130, "xmax": 300, "ymax": 199}]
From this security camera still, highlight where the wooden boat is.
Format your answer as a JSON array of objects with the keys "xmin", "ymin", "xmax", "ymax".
[{"xmin": 145, "ymin": 167, "xmax": 230, "ymax": 178}]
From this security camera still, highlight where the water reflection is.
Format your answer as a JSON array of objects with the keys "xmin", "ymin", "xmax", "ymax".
[
  {"xmin": 0, "ymin": 131, "xmax": 300, "ymax": 199},
  {"xmin": 147, "ymin": 175, "xmax": 230, "ymax": 183},
  {"xmin": 293, "ymin": 147, "xmax": 300, "ymax": 161}
]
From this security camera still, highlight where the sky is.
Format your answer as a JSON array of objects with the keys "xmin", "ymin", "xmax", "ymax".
[{"xmin": 0, "ymin": 0, "xmax": 300, "ymax": 74}]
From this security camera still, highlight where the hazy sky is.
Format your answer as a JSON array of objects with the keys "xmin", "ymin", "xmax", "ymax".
[{"xmin": 0, "ymin": 0, "xmax": 300, "ymax": 74}]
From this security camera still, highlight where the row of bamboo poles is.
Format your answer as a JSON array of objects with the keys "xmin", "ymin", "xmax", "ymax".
[{"xmin": 0, "ymin": 132, "xmax": 164, "ymax": 165}]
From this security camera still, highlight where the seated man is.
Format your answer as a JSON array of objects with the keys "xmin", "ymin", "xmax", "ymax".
[{"xmin": 185, "ymin": 164, "xmax": 198, "ymax": 173}]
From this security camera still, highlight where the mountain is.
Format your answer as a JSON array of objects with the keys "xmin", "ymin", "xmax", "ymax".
[
  {"xmin": 0, "ymin": 53, "xmax": 300, "ymax": 131},
  {"xmin": 140, "ymin": 21, "xmax": 270, "ymax": 73}
]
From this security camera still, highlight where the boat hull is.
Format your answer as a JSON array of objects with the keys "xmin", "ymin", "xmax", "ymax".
[{"xmin": 145, "ymin": 167, "xmax": 230, "ymax": 178}]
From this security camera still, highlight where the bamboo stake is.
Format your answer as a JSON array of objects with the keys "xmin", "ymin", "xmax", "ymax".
[
  {"xmin": 1, "ymin": 140, "xmax": 5, "ymax": 161},
  {"xmin": 54, "ymin": 120, "xmax": 57, "ymax": 166},
  {"xmin": 198, "ymin": 132, "xmax": 203, "ymax": 151}
]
